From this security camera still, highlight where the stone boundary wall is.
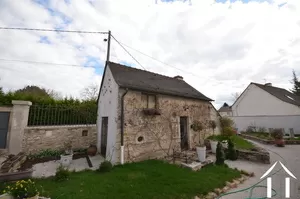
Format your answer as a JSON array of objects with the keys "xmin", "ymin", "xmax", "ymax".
[
  {"xmin": 240, "ymin": 134, "xmax": 300, "ymax": 145},
  {"xmin": 23, "ymin": 125, "xmax": 97, "ymax": 154}
]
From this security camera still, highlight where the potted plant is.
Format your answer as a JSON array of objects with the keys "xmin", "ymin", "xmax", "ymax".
[
  {"xmin": 191, "ymin": 120, "xmax": 206, "ymax": 162},
  {"xmin": 1, "ymin": 179, "xmax": 40, "ymax": 199},
  {"xmin": 221, "ymin": 139, "xmax": 228, "ymax": 149},
  {"xmin": 60, "ymin": 140, "xmax": 73, "ymax": 167},
  {"xmin": 209, "ymin": 136, "xmax": 218, "ymax": 154},
  {"xmin": 87, "ymin": 144, "xmax": 97, "ymax": 156},
  {"xmin": 271, "ymin": 129, "xmax": 285, "ymax": 147},
  {"xmin": 208, "ymin": 120, "xmax": 218, "ymax": 154}
]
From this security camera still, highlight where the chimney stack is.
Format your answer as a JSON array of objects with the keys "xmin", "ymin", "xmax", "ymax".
[
  {"xmin": 265, "ymin": 83, "xmax": 272, "ymax": 86},
  {"xmin": 174, "ymin": 75, "xmax": 183, "ymax": 80}
]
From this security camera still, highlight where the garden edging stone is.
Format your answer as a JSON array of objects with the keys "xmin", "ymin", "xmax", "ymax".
[{"xmin": 196, "ymin": 174, "xmax": 251, "ymax": 199}]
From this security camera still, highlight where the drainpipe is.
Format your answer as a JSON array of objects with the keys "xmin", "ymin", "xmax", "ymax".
[{"xmin": 120, "ymin": 88, "xmax": 128, "ymax": 164}]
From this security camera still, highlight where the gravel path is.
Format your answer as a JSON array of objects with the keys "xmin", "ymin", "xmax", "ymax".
[{"xmin": 221, "ymin": 141, "xmax": 300, "ymax": 199}]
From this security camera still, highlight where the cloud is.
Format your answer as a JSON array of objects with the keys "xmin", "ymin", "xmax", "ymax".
[{"xmin": 0, "ymin": 0, "xmax": 300, "ymax": 108}]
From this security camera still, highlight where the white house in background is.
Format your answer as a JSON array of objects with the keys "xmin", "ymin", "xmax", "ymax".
[
  {"xmin": 218, "ymin": 102, "xmax": 233, "ymax": 117},
  {"xmin": 230, "ymin": 82, "xmax": 300, "ymax": 136}
]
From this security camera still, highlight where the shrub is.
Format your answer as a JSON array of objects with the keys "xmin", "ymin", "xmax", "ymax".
[
  {"xmin": 54, "ymin": 165, "xmax": 70, "ymax": 182},
  {"xmin": 2, "ymin": 179, "xmax": 40, "ymax": 198},
  {"xmin": 220, "ymin": 117, "xmax": 234, "ymax": 136},
  {"xmin": 223, "ymin": 127, "xmax": 235, "ymax": 136},
  {"xmin": 98, "ymin": 161, "xmax": 113, "ymax": 173},
  {"xmin": 246, "ymin": 126, "xmax": 256, "ymax": 133},
  {"xmin": 226, "ymin": 138, "xmax": 238, "ymax": 160},
  {"xmin": 271, "ymin": 129, "xmax": 284, "ymax": 140},
  {"xmin": 209, "ymin": 120, "xmax": 217, "ymax": 134},
  {"xmin": 220, "ymin": 117, "xmax": 234, "ymax": 128},
  {"xmin": 215, "ymin": 142, "xmax": 225, "ymax": 165},
  {"xmin": 29, "ymin": 149, "xmax": 62, "ymax": 159},
  {"xmin": 258, "ymin": 127, "xmax": 267, "ymax": 133}
]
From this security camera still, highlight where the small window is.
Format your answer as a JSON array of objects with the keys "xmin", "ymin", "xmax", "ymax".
[
  {"xmin": 82, "ymin": 130, "xmax": 88, "ymax": 137},
  {"xmin": 141, "ymin": 93, "xmax": 157, "ymax": 109}
]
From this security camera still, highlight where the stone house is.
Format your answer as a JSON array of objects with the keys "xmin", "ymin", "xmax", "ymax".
[
  {"xmin": 218, "ymin": 102, "xmax": 232, "ymax": 117},
  {"xmin": 97, "ymin": 62, "xmax": 221, "ymax": 164}
]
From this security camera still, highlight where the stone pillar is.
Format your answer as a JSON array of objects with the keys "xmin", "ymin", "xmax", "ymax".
[{"xmin": 8, "ymin": 100, "xmax": 32, "ymax": 154}]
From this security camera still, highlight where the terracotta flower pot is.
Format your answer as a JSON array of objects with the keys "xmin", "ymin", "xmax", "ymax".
[
  {"xmin": 87, "ymin": 145, "xmax": 97, "ymax": 156},
  {"xmin": 274, "ymin": 139, "xmax": 285, "ymax": 147}
]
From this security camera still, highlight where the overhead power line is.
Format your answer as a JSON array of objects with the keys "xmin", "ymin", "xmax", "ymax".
[
  {"xmin": 0, "ymin": 58, "xmax": 104, "ymax": 68},
  {"xmin": 115, "ymin": 40, "xmax": 219, "ymax": 82},
  {"xmin": 119, "ymin": 42, "xmax": 198, "ymax": 77},
  {"xmin": 0, "ymin": 27, "xmax": 108, "ymax": 34},
  {"xmin": 111, "ymin": 35, "xmax": 146, "ymax": 70}
]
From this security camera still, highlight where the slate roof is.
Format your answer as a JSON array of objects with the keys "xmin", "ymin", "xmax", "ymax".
[
  {"xmin": 218, "ymin": 102, "xmax": 232, "ymax": 112},
  {"xmin": 252, "ymin": 83, "xmax": 300, "ymax": 107},
  {"xmin": 108, "ymin": 62, "xmax": 212, "ymax": 101}
]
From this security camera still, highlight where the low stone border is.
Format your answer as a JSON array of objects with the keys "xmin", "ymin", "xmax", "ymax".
[
  {"xmin": 240, "ymin": 134, "xmax": 273, "ymax": 144},
  {"xmin": 195, "ymin": 172, "xmax": 254, "ymax": 199},
  {"xmin": 0, "ymin": 169, "xmax": 33, "ymax": 182},
  {"xmin": 181, "ymin": 159, "xmax": 214, "ymax": 171},
  {"xmin": 240, "ymin": 134, "xmax": 300, "ymax": 145},
  {"xmin": 236, "ymin": 147, "xmax": 270, "ymax": 164}
]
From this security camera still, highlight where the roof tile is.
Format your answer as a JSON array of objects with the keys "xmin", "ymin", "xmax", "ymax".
[{"xmin": 108, "ymin": 62, "xmax": 212, "ymax": 101}]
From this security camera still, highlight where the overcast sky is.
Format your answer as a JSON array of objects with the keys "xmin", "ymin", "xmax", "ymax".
[{"xmin": 0, "ymin": 0, "xmax": 299, "ymax": 108}]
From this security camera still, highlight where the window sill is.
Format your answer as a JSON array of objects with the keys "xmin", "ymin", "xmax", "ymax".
[{"xmin": 142, "ymin": 108, "xmax": 161, "ymax": 116}]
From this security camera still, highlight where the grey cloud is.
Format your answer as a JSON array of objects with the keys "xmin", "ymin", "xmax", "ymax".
[{"xmin": 201, "ymin": 16, "xmax": 225, "ymax": 30}]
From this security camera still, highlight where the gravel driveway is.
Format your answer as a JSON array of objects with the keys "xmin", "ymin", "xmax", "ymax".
[{"xmin": 220, "ymin": 141, "xmax": 300, "ymax": 199}]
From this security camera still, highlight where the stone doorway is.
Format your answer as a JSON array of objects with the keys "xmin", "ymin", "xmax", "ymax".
[
  {"xmin": 180, "ymin": 117, "xmax": 189, "ymax": 150},
  {"xmin": 0, "ymin": 112, "xmax": 10, "ymax": 149},
  {"xmin": 100, "ymin": 117, "xmax": 108, "ymax": 158}
]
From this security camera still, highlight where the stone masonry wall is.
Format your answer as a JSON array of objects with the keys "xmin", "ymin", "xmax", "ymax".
[
  {"xmin": 23, "ymin": 125, "xmax": 97, "ymax": 154},
  {"xmin": 114, "ymin": 89, "xmax": 220, "ymax": 163}
]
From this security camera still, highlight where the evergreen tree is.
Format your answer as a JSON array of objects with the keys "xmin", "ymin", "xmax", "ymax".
[
  {"xmin": 226, "ymin": 138, "xmax": 238, "ymax": 160},
  {"xmin": 290, "ymin": 70, "xmax": 300, "ymax": 96},
  {"xmin": 0, "ymin": 87, "xmax": 3, "ymax": 96},
  {"xmin": 215, "ymin": 142, "xmax": 225, "ymax": 165}
]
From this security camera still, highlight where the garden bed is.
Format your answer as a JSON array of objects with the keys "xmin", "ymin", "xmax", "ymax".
[
  {"xmin": 240, "ymin": 133, "xmax": 300, "ymax": 145},
  {"xmin": 207, "ymin": 135, "xmax": 270, "ymax": 164},
  {"xmin": 207, "ymin": 135, "xmax": 255, "ymax": 150},
  {"xmin": 18, "ymin": 152, "xmax": 87, "ymax": 172}
]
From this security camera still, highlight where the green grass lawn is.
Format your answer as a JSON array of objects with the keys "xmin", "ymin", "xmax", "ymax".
[
  {"xmin": 1, "ymin": 160, "xmax": 241, "ymax": 199},
  {"xmin": 286, "ymin": 137, "xmax": 300, "ymax": 140},
  {"xmin": 244, "ymin": 132, "xmax": 272, "ymax": 140},
  {"xmin": 208, "ymin": 135, "xmax": 255, "ymax": 150}
]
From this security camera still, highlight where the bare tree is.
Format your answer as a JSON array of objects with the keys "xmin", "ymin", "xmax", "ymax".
[
  {"xmin": 80, "ymin": 83, "xmax": 99, "ymax": 101},
  {"xmin": 46, "ymin": 89, "xmax": 63, "ymax": 100},
  {"xmin": 231, "ymin": 92, "xmax": 241, "ymax": 101}
]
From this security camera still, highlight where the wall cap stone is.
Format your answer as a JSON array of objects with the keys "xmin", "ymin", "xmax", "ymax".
[
  {"xmin": 12, "ymin": 100, "xmax": 32, "ymax": 106},
  {"xmin": 25, "ymin": 124, "xmax": 96, "ymax": 129}
]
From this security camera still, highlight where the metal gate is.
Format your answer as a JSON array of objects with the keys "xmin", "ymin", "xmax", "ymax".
[{"xmin": 0, "ymin": 112, "xmax": 10, "ymax": 149}]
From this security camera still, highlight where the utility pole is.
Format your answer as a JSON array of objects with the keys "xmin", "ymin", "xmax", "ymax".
[{"xmin": 105, "ymin": 30, "xmax": 111, "ymax": 62}]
